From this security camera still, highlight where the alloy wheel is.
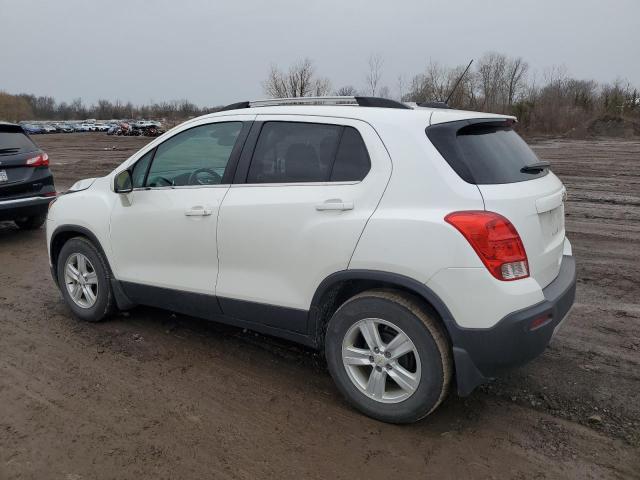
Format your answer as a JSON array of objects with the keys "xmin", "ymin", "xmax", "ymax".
[
  {"xmin": 341, "ymin": 318, "xmax": 421, "ymax": 403},
  {"xmin": 64, "ymin": 253, "xmax": 98, "ymax": 309}
]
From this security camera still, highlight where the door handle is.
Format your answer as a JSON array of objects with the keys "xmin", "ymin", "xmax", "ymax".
[
  {"xmin": 184, "ymin": 205, "xmax": 213, "ymax": 216},
  {"xmin": 315, "ymin": 200, "xmax": 354, "ymax": 211}
]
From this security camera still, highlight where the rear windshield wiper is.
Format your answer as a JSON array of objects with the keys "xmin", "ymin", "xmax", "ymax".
[
  {"xmin": 521, "ymin": 161, "xmax": 550, "ymax": 173},
  {"xmin": 0, "ymin": 148, "xmax": 20, "ymax": 154}
]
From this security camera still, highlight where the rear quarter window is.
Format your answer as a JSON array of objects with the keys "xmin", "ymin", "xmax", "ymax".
[{"xmin": 426, "ymin": 120, "xmax": 547, "ymax": 184}]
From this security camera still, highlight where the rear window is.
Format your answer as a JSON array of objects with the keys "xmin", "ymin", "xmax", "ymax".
[
  {"xmin": 0, "ymin": 128, "xmax": 38, "ymax": 155},
  {"xmin": 426, "ymin": 120, "xmax": 547, "ymax": 184}
]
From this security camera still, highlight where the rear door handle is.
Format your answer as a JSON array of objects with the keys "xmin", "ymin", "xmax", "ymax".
[
  {"xmin": 315, "ymin": 200, "xmax": 354, "ymax": 211},
  {"xmin": 184, "ymin": 205, "xmax": 213, "ymax": 216}
]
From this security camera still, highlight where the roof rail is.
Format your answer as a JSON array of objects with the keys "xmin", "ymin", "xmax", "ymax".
[
  {"xmin": 218, "ymin": 96, "xmax": 410, "ymax": 111},
  {"xmin": 218, "ymin": 101, "xmax": 250, "ymax": 112},
  {"xmin": 417, "ymin": 101, "xmax": 450, "ymax": 109}
]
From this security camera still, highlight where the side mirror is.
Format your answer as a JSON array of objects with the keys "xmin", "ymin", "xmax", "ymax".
[{"xmin": 114, "ymin": 170, "xmax": 133, "ymax": 194}]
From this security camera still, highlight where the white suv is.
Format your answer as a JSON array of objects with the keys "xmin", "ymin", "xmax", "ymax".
[{"xmin": 46, "ymin": 96, "xmax": 576, "ymax": 423}]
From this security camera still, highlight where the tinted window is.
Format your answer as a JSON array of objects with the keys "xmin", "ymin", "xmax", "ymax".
[
  {"xmin": 131, "ymin": 149, "xmax": 154, "ymax": 188},
  {"xmin": 146, "ymin": 122, "xmax": 242, "ymax": 187},
  {"xmin": 330, "ymin": 127, "xmax": 371, "ymax": 181},
  {"xmin": 0, "ymin": 129, "xmax": 38, "ymax": 154},
  {"xmin": 247, "ymin": 122, "xmax": 342, "ymax": 183},
  {"xmin": 426, "ymin": 121, "xmax": 547, "ymax": 184}
]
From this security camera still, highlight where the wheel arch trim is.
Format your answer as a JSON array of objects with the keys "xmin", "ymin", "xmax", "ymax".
[
  {"xmin": 309, "ymin": 269, "xmax": 486, "ymax": 396},
  {"xmin": 49, "ymin": 224, "xmax": 135, "ymax": 309},
  {"xmin": 310, "ymin": 269, "xmax": 458, "ymax": 336}
]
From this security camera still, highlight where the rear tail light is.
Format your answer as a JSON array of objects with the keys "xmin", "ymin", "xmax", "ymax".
[
  {"xmin": 445, "ymin": 211, "xmax": 529, "ymax": 281},
  {"xmin": 25, "ymin": 152, "xmax": 49, "ymax": 167}
]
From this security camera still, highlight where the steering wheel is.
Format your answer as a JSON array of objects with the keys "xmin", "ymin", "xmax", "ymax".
[
  {"xmin": 188, "ymin": 168, "xmax": 222, "ymax": 186},
  {"xmin": 150, "ymin": 175, "xmax": 173, "ymax": 187}
]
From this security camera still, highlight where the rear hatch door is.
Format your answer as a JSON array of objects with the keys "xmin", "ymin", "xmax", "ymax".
[
  {"xmin": 427, "ymin": 118, "xmax": 565, "ymax": 288},
  {"xmin": 0, "ymin": 125, "xmax": 42, "ymax": 199}
]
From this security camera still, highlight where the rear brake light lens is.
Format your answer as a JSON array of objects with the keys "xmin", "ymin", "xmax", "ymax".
[
  {"xmin": 445, "ymin": 211, "xmax": 529, "ymax": 281},
  {"xmin": 25, "ymin": 152, "xmax": 49, "ymax": 167}
]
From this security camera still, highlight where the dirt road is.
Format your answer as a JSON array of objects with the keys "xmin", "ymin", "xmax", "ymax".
[{"xmin": 1, "ymin": 134, "xmax": 638, "ymax": 479}]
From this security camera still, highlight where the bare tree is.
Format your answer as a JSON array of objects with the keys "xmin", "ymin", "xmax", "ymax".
[
  {"xmin": 262, "ymin": 58, "xmax": 330, "ymax": 98},
  {"xmin": 476, "ymin": 52, "xmax": 508, "ymax": 110},
  {"xmin": 313, "ymin": 76, "xmax": 332, "ymax": 96},
  {"xmin": 365, "ymin": 54, "xmax": 383, "ymax": 96},
  {"xmin": 396, "ymin": 75, "xmax": 406, "ymax": 101},
  {"xmin": 378, "ymin": 85, "xmax": 391, "ymax": 99},
  {"xmin": 335, "ymin": 85, "xmax": 359, "ymax": 96},
  {"xmin": 506, "ymin": 57, "xmax": 529, "ymax": 106},
  {"xmin": 405, "ymin": 61, "xmax": 449, "ymax": 103}
]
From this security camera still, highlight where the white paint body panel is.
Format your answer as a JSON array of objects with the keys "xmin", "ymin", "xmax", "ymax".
[
  {"xmin": 478, "ymin": 173, "xmax": 566, "ymax": 289},
  {"xmin": 216, "ymin": 115, "xmax": 391, "ymax": 309},
  {"xmin": 108, "ymin": 186, "xmax": 226, "ymax": 293}
]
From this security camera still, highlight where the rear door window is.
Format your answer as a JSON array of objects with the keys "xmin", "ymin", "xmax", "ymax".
[
  {"xmin": 247, "ymin": 122, "xmax": 342, "ymax": 183},
  {"xmin": 426, "ymin": 120, "xmax": 547, "ymax": 184},
  {"xmin": 246, "ymin": 122, "xmax": 370, "ymax": 183}
]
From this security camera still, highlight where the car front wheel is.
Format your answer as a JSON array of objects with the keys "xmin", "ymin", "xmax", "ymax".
[
  {"xmin": 56, "ymin": 237, "xmax": 115, "ymax": 322},
  {"xmin": 325, "ymin": 289, "xmax": 452, "ymax": 423}
]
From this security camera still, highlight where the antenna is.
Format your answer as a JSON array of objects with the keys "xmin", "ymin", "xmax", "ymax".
[{"xmin": 445, "ymin": 59, "xmax": 473, "ymax": 105}]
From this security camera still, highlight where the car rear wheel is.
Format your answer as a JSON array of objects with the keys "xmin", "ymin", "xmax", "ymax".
[
  {"xmin": 57, "ymin": 237, "xmax": 115, "ymax": 322},
  {"xmin": 14, "ymin": 213, "xmax": 46, "ymax": 230},
  {"xmin": 325, "ymin": 289, "xmax": 452, "ymax": 423}
]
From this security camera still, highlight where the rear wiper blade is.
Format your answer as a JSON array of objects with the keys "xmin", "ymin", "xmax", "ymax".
[
  {"xmin": 521, "ymin": 161, "xmax": 550, "ymax": 173},
  {"xmin": 0, "ymin": 148, "xmax": 20, "ymax": 154}
]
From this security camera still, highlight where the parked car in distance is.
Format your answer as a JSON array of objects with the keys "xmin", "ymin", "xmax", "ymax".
[
  {"xmin": 41, "ymin": 124, "xmax": 57, "ymax": 134},
  {"xmin": 21, "ymin": 123, "xmax": 45, "ymax": 135},
  {"xmin": 106, "ymin": 125, "xmax": 121, "ymax": 135},
  {"xmin": 73, "ymin": 123, "xmax": 91, "ymax": 132},
  {"xmin": 56, "ymin": 123, "xmax": 75, "ymax": 133},
  {"xmin": 0, "ymin": 122, "xmax": 56, "ymax": 229},
  {"xmin": 46, "ymin": 96, "xmax": 576, "ymax": 423}
]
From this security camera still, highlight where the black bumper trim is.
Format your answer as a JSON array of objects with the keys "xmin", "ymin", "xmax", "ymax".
[
  {"xmin": 0, "ymin": 196, "xmax": 53, "ymax": 221},
  {"xmin": 450, "ymin": 255, "xmax": 577, "ymax": 396}
]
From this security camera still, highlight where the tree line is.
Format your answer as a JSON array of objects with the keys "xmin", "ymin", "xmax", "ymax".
[
  {"xmin": 0, "ymin": 94, "xmax": 212, "ymax": 124},
  {"xmin": 264, "ymin": 53, "xmax": 639, "ymax": 135},
  {"xmin": 1, "ymin": 51, "xmax": 638, "ymax": 135}
]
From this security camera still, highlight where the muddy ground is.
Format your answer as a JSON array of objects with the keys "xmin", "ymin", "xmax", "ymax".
[{"xmin": 1, "ymin": 133, "xmax": 638, "ymax": 479}]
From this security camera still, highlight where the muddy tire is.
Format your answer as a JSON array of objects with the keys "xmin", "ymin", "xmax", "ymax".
[
  {"xmin": 56, "ymin": 237, "xmax": 115, "ymax": 322},
  {"xmin": 325, "ymin": 289, "xmax": 452, "ymax": 423},
  {"xmin": 14, "ymin": 213, "xmax": 46, "ymax": 230}
]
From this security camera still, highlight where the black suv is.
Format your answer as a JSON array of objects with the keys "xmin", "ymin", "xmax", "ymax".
[{"xmin": 0, "ymin": 122, "xmax": 56, "ymax": 229}]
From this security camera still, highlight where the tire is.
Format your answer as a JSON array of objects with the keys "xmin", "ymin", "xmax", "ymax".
[
  {"xmin": 325, "ymin": 289, "xmax": 452, "ymax": 423},
  {"xmin": 14, "ymin": 213, "xmax": 46, "ymax": 230},
  {"xmin": 56, "ymin": 237, "xmax": 115, "ymax": 322}
]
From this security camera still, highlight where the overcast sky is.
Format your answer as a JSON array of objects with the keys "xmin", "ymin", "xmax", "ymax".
[{"xmin": 1, "ymin": 0, "xmax": 638, "ymax": 107}]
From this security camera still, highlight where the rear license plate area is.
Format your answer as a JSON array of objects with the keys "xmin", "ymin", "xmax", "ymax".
[
  {"xmin": 541, "ymin": 205, "xmax": 564, "ymax": 238},
  {"xmin": 0, "ymin": 170, "xmax": 8, "ymax": 183}
]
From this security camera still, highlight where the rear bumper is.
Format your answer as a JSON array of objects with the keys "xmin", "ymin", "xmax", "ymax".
[
  {"xmin": 0, "ymin": 195, "xmax": 54, "ymax": 221},
  {"xmin": 450, "ymin": 255, "xmax": 577, "ymax": 395}
]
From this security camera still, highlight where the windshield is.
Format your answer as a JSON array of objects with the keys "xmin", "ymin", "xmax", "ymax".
[{"xmin": 426, "ymin": 120, "xmax": 547, "ymax": 184}]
